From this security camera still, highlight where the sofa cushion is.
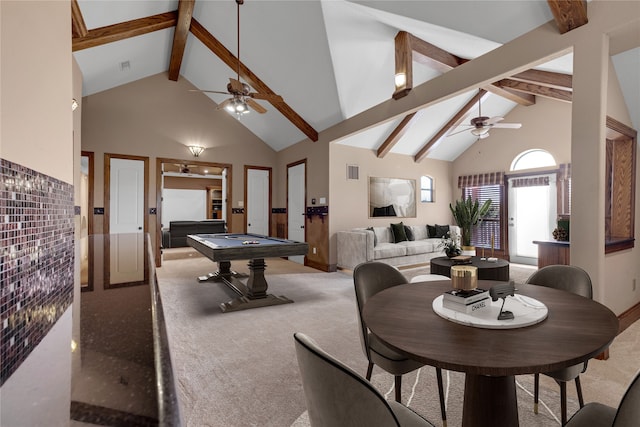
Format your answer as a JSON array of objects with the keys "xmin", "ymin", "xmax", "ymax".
[
  {"xmin": 390, "ymin": 222, "xmax": 408, "ymax": 243},
  {"xmin": 427, "ymin": 224, "xmax": 436, "ymax": 238},
  {"xmin": 409, "ymin": 225, "xmax": 429, "ymax": 241},
  {"xmin": 373, "ymin": 227, "xmax": 393, "ymax": 244},
  {"xmin": 433, "ymin": 224, "xmax": 450, "ymax": 238},
  {"xmin": 397, "ymin": 240, "xmax": 436, "ymax": 255},
  {"xmin": 373, "ymin": 243, "xmax": 407, "ymax": 260},
  {"xmin": 404, "ymin": 226, "xmax": 415, "ymax": 241}
]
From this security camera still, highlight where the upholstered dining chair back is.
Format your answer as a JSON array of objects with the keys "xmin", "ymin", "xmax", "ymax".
[
  {"xmin": 614, "ymin": 369, "xmax": 640, "ymax": 426},
  {"xmin": 526, "ymin": 264, "xmax": 593, "ymax": 425},
  {"xmin": 293, "ymin": 332, "xmax": 434, "ymax": 427},
  {"xmin": 566, "ymin": 370, "xmax": 640, "ymax": 427},
  {"xmin": 353, "ymin": 262, "xmax": 408, "ymax": 358},
  {"xmin": 525, "ymin": 265, "xmax": 592, "ymax": 299}
]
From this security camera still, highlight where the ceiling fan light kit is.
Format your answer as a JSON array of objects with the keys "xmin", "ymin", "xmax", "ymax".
[
  {"xmin": 190, "ymin": 0, "xmax": 282, "ymax": 119},
  {"xmin": 449, "ymin": 90, "xmax": 522, "ymax": 139}
]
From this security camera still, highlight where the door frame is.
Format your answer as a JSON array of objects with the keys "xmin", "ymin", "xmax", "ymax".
[
  {"xmin": 104, "ymin": 153, "xmax": 149, "ymax": 235},
  {"xmin": 286, "ymin": 158, "xmax": 308, "ymax": 265},
  {"xmin": 81, "ymin": 151, "xmax": 95, "ymax": 235},
  {"xmin": 155, "ymin": 157, "xmax": 233, "ymax": 267},
  {"xmin": 244, "ymin": 165, "xmax": 272, "ymax": 235}
]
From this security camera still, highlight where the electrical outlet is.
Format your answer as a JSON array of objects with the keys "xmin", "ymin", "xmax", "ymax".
[{"xmin": 312, "ymin": 247, "xmax": 317, "ymax": 254}]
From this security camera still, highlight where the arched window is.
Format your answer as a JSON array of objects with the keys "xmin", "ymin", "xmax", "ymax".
[
  {"xmin": 420, "ymin": 175, "xmax": 434, "ymax": 202},
  {"xmin": 511, "ymin": 149, "xmax": 556, "ymax": 171}
]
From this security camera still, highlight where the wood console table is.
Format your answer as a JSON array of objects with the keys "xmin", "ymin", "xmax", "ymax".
[{"xmin": 533, "ymin": 240, "xmax": 570, "ymax": 268}]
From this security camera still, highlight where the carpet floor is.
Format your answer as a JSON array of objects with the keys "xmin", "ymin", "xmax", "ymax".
[{"xmin": 156, "ymin": 250, "xmax": 639, "ymax": 427}]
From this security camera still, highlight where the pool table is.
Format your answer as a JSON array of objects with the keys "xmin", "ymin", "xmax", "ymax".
[{"xmin": 187, "ymin": 233, "xmax": 309, "ymax": 312}]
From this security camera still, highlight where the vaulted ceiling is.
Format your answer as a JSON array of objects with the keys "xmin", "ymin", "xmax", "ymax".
[{"xmin": 72, "ymin": 0, "xmax": 639, "ymax": 161}]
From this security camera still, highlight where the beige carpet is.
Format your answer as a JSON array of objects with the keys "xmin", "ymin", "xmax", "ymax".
[{"xmin": 156, "ymin": 251, "xmax": 639, "ymax": 427}]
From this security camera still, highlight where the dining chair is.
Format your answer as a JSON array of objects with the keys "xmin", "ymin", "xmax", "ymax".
[
  {"xmin": 293, "ymin": 332, "xmax": 436, "ymax": 427},
  {"xmin": 525, "ymin": 264, "xmax": 593, "ymax": 426},
  {"xmin": 353, "ymin": 261, "xmax": 447, "ymax": 426},
  {"xmin": 565, "ymin": 369, "xmax": 640, "ymax": 427}
]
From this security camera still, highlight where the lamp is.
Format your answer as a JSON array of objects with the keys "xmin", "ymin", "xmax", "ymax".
[
  {"xmin": 224, "ymin": 96, "xmax": 250, "ymax": 117},
  {"xmin": 188, "ymin": 145, "xmax": 205, "ymax": 157},
  {"xmin": 471, "ymin": 127, "xmax": 490, "ymax": 137},
  {"xmin": 394, "ymin": 72, "xmax": 406, "ymax": 89}
]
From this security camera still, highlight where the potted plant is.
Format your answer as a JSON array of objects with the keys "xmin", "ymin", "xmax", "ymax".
[
  {"xmin": 449, "ymin": 196, "xmax": 492, "ymax": 250},
  {"xmin": 438, "ymin": 231, "xmax": 462, "ymax": 258}
]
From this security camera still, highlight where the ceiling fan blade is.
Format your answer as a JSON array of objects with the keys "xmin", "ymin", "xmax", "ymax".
[
  {"xmin": 229, "ymin": 78, "xmax": 244, "ymax": 93},
  {"xmin": 250, "ymin": 92, "xmax": 283, "ymax": 103},
  {"xmin": 492, "ymin": 123, "xmax": 522, "ymax": 129},
  {"xmin": 246, "ymin": 98, "xmax": 267, "ymax": 114},
  {"xmin": 448, "ymin": 127, "xmax": 473, "ymax": 137},
  {"xmin": 190, "ymin": 89, "xmax": 230, "ymax": 95},
  {"xmin": 216, "ymin": 98, "xmax": 233, "ymax": 111},
  {"xmin": 485, "ymin": 116, "xmax": 504, "ymax": 125}
]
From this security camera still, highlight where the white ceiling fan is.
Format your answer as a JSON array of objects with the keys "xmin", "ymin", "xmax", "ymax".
[
  {"xmin": 449, "ymin": 92, "xmax": 522, "ymax": 139},
  {"xmin": 190, "ymin": 0, "xmax": 283, "ymax": 117}
]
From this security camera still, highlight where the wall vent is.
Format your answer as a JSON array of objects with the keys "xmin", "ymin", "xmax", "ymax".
[{"xmin": 346, "ymin": 164, "xmax": 359, "ymax": 180}]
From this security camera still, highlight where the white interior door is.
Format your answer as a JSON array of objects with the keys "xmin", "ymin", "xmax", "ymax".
[
  {"xmin": 110, "ymin": 158, "xmax": 144, "ymax": 234},
  {"xmin": 109, "ymin": 233, "xmax": 145, "ymax": 285},
  {"xmin": 247, "ymin": 168, "xmax": 269, "ymax": 235},
  {"xmin": 288, "ymin": 163, "xmax": 306, "ymax": 264},
  {"xmin": 508, "ymin": 174, "xmax": 557, "ymax": 265}
]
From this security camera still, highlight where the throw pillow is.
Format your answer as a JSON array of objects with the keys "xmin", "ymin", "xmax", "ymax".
[
  {"xmin": 427, "ymin": 224, "xmax": 436, "ymax": 238},
  {"xmin": 390, "ymin": 222, "xmax": 408, "ymax": 243},
  {"xmin": 434, "ymin": 224, "xmax": 450, "ymax": 238},
  {"xmin": 366, "ymin": 227, "xmax": 377, "ymax": 247},
  {"xmin": 404, "ymin": 226, "xmax": 415, "ymax": 241}
]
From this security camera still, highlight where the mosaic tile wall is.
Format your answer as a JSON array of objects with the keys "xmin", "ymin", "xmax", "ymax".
[{"xmin": 0, "ymin": 158, "xmax": 74, "ymax": 385}]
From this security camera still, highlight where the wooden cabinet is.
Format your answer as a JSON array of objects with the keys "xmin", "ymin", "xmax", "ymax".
[{"xmin": 533, "ymin": 240, "xmax": 570, "ymax": 268}]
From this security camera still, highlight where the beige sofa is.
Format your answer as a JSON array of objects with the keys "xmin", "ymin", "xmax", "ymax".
[{"xmin": 337, "ymin": 224, "xmax": 460, "ymax": 270}]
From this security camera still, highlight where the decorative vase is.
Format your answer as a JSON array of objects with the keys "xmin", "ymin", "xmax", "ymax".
[
  {"xmin": 461, "ymin": 245, "xmax": 476, "ymax": 256},
  {"xmin": 446, "ymin": 247, "xmax": 461, "ymax": 258},
  {"xmin": 451, "ymin": 265, "xmax": 478, "ymax": 291}
]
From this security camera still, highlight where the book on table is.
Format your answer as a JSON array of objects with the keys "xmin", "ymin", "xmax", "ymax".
[
  {"xmin": 442, "ymin": 295, "xmax": 490, "ymax": 313},
  {"xmin": 443, "ymin": 288, "xmax": 489, "ymax": 305}
]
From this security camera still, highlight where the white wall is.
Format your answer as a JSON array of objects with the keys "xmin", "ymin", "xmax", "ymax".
[{"xmin": 162, "ymin": 188, "xmax": 207, "ymax": 225}]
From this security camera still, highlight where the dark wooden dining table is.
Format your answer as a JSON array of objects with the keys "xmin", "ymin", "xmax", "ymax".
[{"xmin": 362, "ymin": 280, "xmax": 619, "ymax": 427}]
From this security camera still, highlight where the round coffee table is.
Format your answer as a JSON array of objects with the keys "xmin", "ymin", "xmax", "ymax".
[{"xmin": 430, "ymin": 256, "xmax": 510, "ymax": 281}]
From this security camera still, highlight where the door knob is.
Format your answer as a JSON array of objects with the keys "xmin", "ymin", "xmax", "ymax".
[
  {"xmin": 300, "ymin": 225, "xmax": 304, "ymax": 229},
  {"xmin": 138, "ymin": 227, "xmax": 142, "ymax": 230}
]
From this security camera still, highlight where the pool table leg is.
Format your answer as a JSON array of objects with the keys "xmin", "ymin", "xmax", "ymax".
[{"xmin": 203, "ymin": 258, "xmax": 294, "ymax": 313}]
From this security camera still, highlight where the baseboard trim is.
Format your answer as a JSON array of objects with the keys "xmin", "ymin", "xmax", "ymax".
[
  {"xmin": 305, "ymin": 259, "xmax": 333, "ymax": 272},
  {"xmin": 619, "ymin": 301, "xmax": 640, "ymax": 333}
]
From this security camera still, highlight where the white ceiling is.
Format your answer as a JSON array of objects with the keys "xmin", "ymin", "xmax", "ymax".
[{"xmin": 74, "ymin": 0, "xmax": 640, "ymax": 161}]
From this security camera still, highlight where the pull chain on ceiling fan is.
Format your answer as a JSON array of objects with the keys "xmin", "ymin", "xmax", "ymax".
[
  {"xmin": 189, "ymin": 0, "xmax": 283, "ymax": 118},
  {"xmin": 449, "ymin": 90, "xmax": 522, "ymax": 139}
]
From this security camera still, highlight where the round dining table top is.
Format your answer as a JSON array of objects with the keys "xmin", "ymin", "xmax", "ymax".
[{"xmin": 363, "ymin": 280, "xmax": 619, "ymax": 377}]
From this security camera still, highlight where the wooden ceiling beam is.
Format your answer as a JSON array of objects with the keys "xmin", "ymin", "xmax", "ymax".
[
  {"xmin": 393, "ymin": 31, "xmax": 535, "ymax": 106},
  {"xmin": 485, "ymin": 85, "xmax": 536, "ymax": 106},
  {"xmin": 495, "ymin": 79, "xmax": 573, "ymax": 103},
  {"xmin": 72, "ymin": 11, "xmax": 178, "ymax": 51},
  {"xmin": 190, "ymin": 18, "xmax": 318, "ymax": 142},
  {"xmin": 547, "ymin": 0, "xmax": 588, "ymax": 34},
  {"xmin": 510, "ymin": 69, "xmax": 573, "ymax": 91},
  {"xmin": 168, "ymin": 0, "xmax": 195, "ymax": 81},
  {"xmin": 414, "ymin": 90, "xmax": 488, "ymax": 162},
  {"xmin": 392, "ymin": 32, "xmax": 413, "ymax": 99},
  {"xmin": 377, "ymin": 112, "xmax": 421, "ymax": 158},
  {"xmin": 71, "ymin": 0, "xmax": 88, "ymax": 38}
]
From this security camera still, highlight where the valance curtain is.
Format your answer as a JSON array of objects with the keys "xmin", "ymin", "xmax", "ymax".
[
  {"xmin": 510, "ymin": 176, "xmax": 550, "ymax": 188},
  {"xmin": 457, "ymin": 171, "xmax": 504, "ymax": 188}
]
